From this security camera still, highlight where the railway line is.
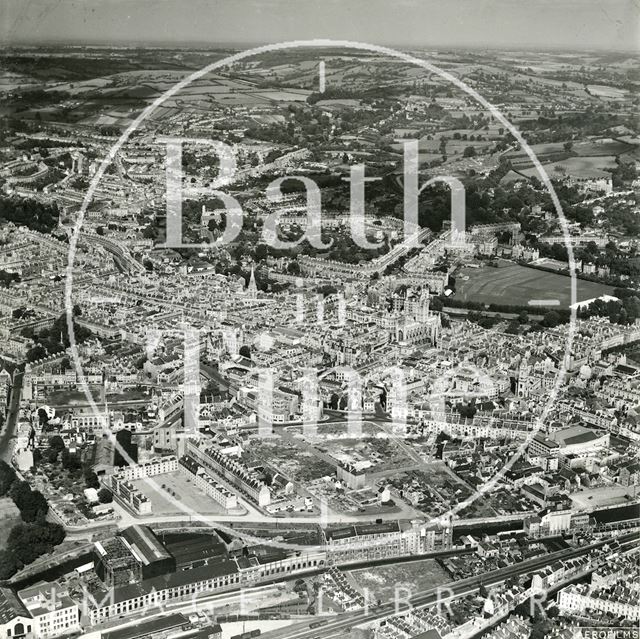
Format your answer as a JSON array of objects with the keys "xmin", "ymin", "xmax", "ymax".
[{"xmin": 260, "ymin": 532, "xmax": 639, "ymax": 639}]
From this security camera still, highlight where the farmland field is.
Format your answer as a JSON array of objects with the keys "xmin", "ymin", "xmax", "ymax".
[
  {"xmin": 587, "ymin": 85, "xmax": 628, "ymax": 99},
  {"xmin": 455, "ymin": 263, "xmax": 616, "ymax": 308},
  {"xmin": 255, "ymin": 90, "xmax": 311, "ymax": 101},
  {"xmin": 505, "ymin": 138, "xmax": 635, "ymax": 171}
]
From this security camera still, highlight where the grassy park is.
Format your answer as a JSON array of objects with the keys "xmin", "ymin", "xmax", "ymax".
[{"xmin": 456, "ymin": 263, "xmax": 615, "ymax": 308}]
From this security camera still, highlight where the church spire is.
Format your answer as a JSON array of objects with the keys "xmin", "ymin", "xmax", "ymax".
[{"xmin": 247, "ymin": 265, "xmax": 258, "ymax": 299}]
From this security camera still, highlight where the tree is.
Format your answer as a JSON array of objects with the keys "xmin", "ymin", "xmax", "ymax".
[
  {"xmin": 463, "ymin": 146, "xmax": 476, "ymax": 158},
  {"xmin": 239, "ymin": 345, "xmax": 251, "ymax": 359},
  {"xmin": 542, "ymin": 310, "xmax": 561, "ymax": 328},
  {"xmin": 48, "ymin": 435, "xmax": 65, "ymax": 452},
  {"xmin": 142, "ymin": 225, "xmax": 156, "ymax": 239},
  {"xmin": 518, "ymin": 310, "xmax": 529, "ymax": 324},
  {"xmin": 0, "ymin": 460, "xmax": 16, "ymax": 496},
  {"xmin": 0, "ymin": 196, "xmax": 59, "ymax": 233},
  {"xmin": 61, "ymin": 449, "xmax": 81, "ymax": 473},
  {"xmin": 9, "ymin": 480, "xmax": 31, "ymax": 505},
  {"xmin": 84, "ymin": 469, "xmax": 100, "ymax": 489},
  {"xmin": 505, "ymin": 321, "xmax": 520, "ymax": 335},
  {"xmin": 254, "ymin": 244, "xmax": 268, "ymax": 262},
  {"xmin": 7, "ymin": 522, "xmax": 65, "ymax": 566},
  {"xmin": 26, "ymin": 345, "xmax": 47, "ymax": 362},
  {"xmin": 10, "ymin": 481, "xmax": 48, "ymax": 522},
  {"xmin": 98, "ymin": 488, "xmax": 113, "ymax": 504},
  {"xmin": 95, "ymin": 226, "xmax": 105, "ymax": 236},
  {"xmin": 458, "ymin": 403, "xmax": 477, "ymax": 419},
  {"xmin": 21, "ymin": 490, "xmax": 48, "ymax": 522},
  {"xmin": 287, "ymin": 261, "xmax": 300, "ymax": 275},
  {"xmin": 0, "ymin": 270, "xmax": 19, "ymax": 288},
  {"xmin": 0, "ymin": 549, "xmax": 18, "ymax": 579},
  {"xmin": 44, "ymin": 447, "xmax": 59, "ymax": 464},
  {"xmin": 531, "ymin": 617, "xmax": 553, "ymax": 639},
  {"xmin": 317, "ymin": 284, "xmax": 338, "ymax": 297}
]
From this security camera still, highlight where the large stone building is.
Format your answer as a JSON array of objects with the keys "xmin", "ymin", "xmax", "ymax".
[{"xmin": 0, "ymin": 583, "xmax": 80, "ymax": 639}]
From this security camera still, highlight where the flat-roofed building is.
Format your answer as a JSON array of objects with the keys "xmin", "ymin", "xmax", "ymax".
[{"xmin": 529, "ymin": 426, "xmax": 609, "ymax": 458}]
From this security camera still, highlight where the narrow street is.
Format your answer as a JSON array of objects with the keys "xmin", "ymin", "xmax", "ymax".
[{"xmin": 0, "ymin": 368, "xmax": 23, "ymax": 462}]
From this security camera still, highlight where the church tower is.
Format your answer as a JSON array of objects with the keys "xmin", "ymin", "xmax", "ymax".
[{"xmin": 417, "ymin": 288, "xmax": 431, "ymax": 322}]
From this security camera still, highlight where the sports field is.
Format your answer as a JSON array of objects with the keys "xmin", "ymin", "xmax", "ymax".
[{"xmin": 456, "ymin": 263, "xmax": 615, "ymax": 308}]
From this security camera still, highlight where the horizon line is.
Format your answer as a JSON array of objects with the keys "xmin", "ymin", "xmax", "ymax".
[{"xmin": 0, "ymin": 38, "xmax": 637, "ymax": 55}]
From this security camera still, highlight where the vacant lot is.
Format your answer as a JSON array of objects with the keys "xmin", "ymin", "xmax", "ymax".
[
  {"xmin": 456, "ymin": 263, "xmax": 615, "ymax": 308},
  {"xmin": 351, "ymin": 559, "xmax": 451, "ymax": 602}
]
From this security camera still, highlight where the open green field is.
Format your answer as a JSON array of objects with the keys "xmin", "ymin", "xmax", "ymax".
[
  {"xmin": 519, "ymin": 155, "xmax": 617, "ymax": 179},
  {"xmin": 456, "ymin": 263, "xmax": 616, "ymax": 308},
  {"xmin": 505, "ymin": 138, "xmax": 636, "ymax": 172}
]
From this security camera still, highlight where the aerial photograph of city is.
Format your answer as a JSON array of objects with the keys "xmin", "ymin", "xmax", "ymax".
[{"xmin": 0, "ymin": 0, "xmax": 638, "ymax": 638}]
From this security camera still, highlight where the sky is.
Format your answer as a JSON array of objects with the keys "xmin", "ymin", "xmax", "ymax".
[{"xmin": 1, "ymin": 0, "xmax": 638, "ymax": 51}]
